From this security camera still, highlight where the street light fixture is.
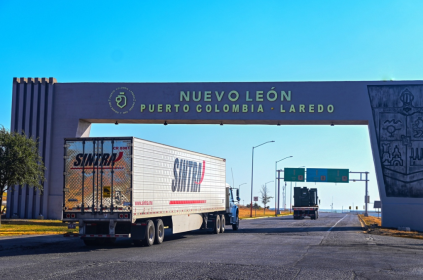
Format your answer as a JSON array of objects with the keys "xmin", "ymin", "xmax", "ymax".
[
  {"xmin": 250, "ymin": 141, "xmax": 275, "ymax": 217},
  {"xmin": 275, "ymin": 156, "xmax": 293, "ymax": 216}
]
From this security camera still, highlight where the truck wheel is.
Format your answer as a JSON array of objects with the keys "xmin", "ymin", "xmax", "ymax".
[
  {"xmin": 232, "ymin": 213, "xmax": 239, "ymax": 231},
  {"xmin": 220, "ymin": 215, "xmax": 225, "ymax": 233},
  {"xmin": 213, "ymin": 215, "xmax": 221, "ymax": 234},
  {"xmin": 143, "ymin": 220, "xmax": 155, "ymax": 246},
  {"xmin": 154, "ymin": 219, "xmax": 164, "ymax": 244}
]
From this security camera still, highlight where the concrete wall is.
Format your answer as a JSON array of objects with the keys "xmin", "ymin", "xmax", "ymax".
[{"xmin": 8, "ymin": 78, "xmax": 423, "ymax": 231}]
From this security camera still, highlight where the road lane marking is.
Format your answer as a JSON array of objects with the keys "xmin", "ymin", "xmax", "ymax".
[{"xmin": 328, "ymin": 214, "xmax": 348, "ymax": 232}]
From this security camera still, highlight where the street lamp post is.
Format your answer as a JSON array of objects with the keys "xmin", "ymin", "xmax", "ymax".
[
  {"xmin": 239, "ymin": 183, "xmax": 247, "ymax": 189},
  {"xmin": 250, "ymin": 141, "xmax": 275, "ymax": 217},
  {"xmin": 275, "ymin": 156, "xmax": 293, "ymax": 216}
]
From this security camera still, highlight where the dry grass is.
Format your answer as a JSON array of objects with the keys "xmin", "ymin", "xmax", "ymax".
[
  {"xmin": 359, "ymin": 214, "xmax": 423, "ymax": 240},
  {"xmin": 238, "ymin": 206, "xmax": 291, "ymax": 219},
  {"xmin": 0, "ymin": 220, "xmax": 78, "ymax": 236}
]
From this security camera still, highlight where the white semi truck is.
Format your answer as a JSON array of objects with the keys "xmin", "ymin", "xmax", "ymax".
[{"xmin": 63, "ymin": 137, "xmax": 240, "ymax": 246}]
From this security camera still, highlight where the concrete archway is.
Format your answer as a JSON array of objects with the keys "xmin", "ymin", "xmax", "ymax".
[{"xmin": 7, "ymin": 78, "xmax": 423, "ymax": 231}]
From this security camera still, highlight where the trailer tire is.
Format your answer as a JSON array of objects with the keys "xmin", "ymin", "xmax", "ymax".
[
  {"xmin": 232, "ymin": 213, "xmax": 239, "ymax": 231},
  {"xmin": 213, "ymin": 215, "xmax": 221, "ymax": 234},
  {"xmin": 220, "ymin": 215, "xmax": 225, "ymax": 233},
  {"xmin": 143, "ymin": 220, "xmax": 155, "ymax": 246},
  {"xmin": 154, "ymin": 219, "xmax": 164, "ymax": 244}
]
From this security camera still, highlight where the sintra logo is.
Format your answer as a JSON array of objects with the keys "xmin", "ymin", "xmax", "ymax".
[{"xmin": 108, "ymin": 87, "xmax": 136, "ymax": 114}]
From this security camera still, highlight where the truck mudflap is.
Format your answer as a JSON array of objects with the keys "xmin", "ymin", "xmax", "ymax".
[{"xmin": 64, "ymin": 234, "xmax": 130, "ymax": 238}]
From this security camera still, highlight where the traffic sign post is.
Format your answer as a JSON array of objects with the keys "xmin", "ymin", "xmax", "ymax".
[
  {"xmin": 284, "ymin": 168, "xmax": 305, "ymax": 182},
  {"xmin": 253, "ymin": 196, "xmax": 259, "ymax": 217}
]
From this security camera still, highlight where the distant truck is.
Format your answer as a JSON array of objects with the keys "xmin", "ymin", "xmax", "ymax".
[
  {"xmin": 63, "ymin": 137, "xmax": 240, "ymax": 246},
  {"xmin": 293, "ymin": 187, "xmax": 319, "ymax": 220}
]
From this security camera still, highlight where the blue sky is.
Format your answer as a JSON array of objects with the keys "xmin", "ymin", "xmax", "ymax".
[{"xmin": 1, "ymin": 1, "xmax": 422, "ymax": 210}]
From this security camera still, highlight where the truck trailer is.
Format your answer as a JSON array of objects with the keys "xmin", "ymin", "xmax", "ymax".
[
  {"xmin": 293, "ymin": 187, "xmax": 319, "ymax": 220},
  {"xmin": 63, "ymin": 137, "xmax": 240, "ymax": 246}
]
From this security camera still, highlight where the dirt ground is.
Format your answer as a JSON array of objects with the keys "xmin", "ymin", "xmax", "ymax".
[
  {"xmin": 238, "ymin": 206, "xmax": 291, "ymax": 219},
  {"xmin": 359, "ymin": 214, "xmax": 423, "ymax": 240}
]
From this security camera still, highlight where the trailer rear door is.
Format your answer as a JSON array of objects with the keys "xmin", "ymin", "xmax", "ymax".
[{"xmin": 64, "ymin": 138, "xmax": 132, "ymax": 213}]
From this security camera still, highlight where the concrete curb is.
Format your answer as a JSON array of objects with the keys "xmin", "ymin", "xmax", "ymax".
[{"xmin": 357, "ymin": 215, "xmax": 368, "ymax": 231}]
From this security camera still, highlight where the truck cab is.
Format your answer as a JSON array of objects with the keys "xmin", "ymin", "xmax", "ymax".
[{"xmin": 226, "ymin": 184, "xmax": 240, "ymax": 230}]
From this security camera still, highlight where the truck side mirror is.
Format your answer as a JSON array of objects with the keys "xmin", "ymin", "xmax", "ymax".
[{"xmin": 236, "ymin": 189, "xmax": 240, "ymax": 201}]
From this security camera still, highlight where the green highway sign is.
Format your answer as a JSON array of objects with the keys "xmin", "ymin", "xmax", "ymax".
[
  {"xmin": 306, "ymin": 168, "xmax": 349, "ymax": 183},
  {"xmin": 327, "ymin": 169, "xmax": 349, "ymax": 183},
  {"xmin": 284, "ymin": 168, "xmax": 305, "ymax": 182}
]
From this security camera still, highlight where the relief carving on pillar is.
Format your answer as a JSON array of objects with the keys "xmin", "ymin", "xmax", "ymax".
[{"xmin": 369, "ymin": 85, "xmax": 423, "ymax": 197}]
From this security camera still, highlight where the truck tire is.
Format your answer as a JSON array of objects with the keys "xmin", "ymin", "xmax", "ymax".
[
  {"xmin": 220, "ymin": 215, "xmax": 225, "ymax": 233},
  {"xmin": 154, "ymin": 219, "xmax": 164, "ymax": 244},
  {"xmin": 143, "ymin": 220, "xmax": 155, "ymax": 246},
  {"xmin": 232, "ymin": 212, "xmax": 239, "ymax": 231},
  {"xmin": 213, "ymin": 215, "xmax": 221, "ymax": 234}
]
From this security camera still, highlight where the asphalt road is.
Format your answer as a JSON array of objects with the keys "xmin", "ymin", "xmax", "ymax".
[{"xmin": 1, "ymin": 213, "xmax": 423, "ymax": 279}]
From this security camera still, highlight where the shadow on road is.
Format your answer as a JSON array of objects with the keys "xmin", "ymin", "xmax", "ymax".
[
  {"xmin": 0, "ymin": 228, "xmax": 199, "ymax": 258},
  {"xmin": 0, "ymin": 220, "xmax": 362, "ymax": 258}
]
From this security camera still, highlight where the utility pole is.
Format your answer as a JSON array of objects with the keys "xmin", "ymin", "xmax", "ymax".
[
  {"xmin": 365, "ymin": 172, "xmax": 369, "ymax": 217},
  {"xmin": 350, "ymin": 171, "xmax": 370, "ymax": 216},
  {"xmin": 290, "ymin": 182, "xmax": 292, "ymax": 213},
  {"xmin": 250, "ymin": 141, "xmax": 274, "ymax": 217},
  {"xmin": 275, "ymin": 156, "xmax": 292, "ymax": 216},
  {"xmin": 277, "ymin": 170, "xmax": 281, "ymax": 214}
]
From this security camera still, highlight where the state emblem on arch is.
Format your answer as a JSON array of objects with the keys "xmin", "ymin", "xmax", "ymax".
[
  {"xmin": 108, "ymin": 87, "xmax": 136, "ymax": 114},
  {"xmin": 369, "ymin": 85, "xmax": 423, "ymax": 197}
]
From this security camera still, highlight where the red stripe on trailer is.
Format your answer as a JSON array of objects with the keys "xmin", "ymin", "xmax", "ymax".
[
  {"xmin": 70, "ymin": 167, "xmax": 124, "ymax": 170},
  {"xmin": 169, "ymin": 200, "xmax": 206, "ymax": 204}
]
